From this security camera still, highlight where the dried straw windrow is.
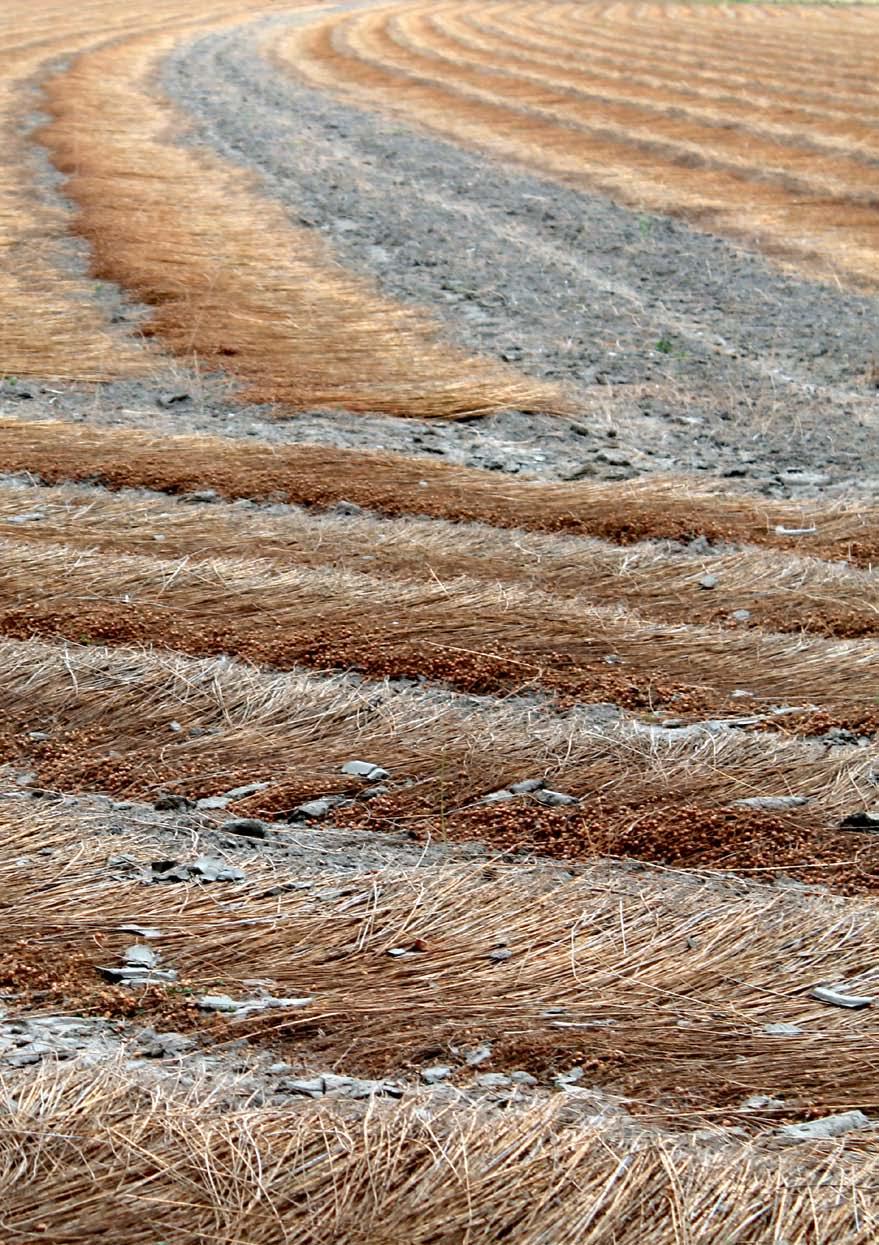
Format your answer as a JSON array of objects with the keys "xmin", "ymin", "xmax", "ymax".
[
  {"xmin": 37, "ymin": 30, "xmax": 561, "ymax": 418},
  {"xmin": 3, "ymin": 1060, "xmax": 879, "ymax": 1242},
  {"xmin": 3, "ymin": 420, "xmax": 877, "ymax": 563},
  {"xmin": 0, "ymin": 42, "xmax": 147, "ymax": 381},
  {"xmin": 2, "ymin": 480, "xmax": 878, "ymax": 639},
  {"xmin": 3, "ymin": 636, "xmax": 879, "ymax": 889},
  {"xmin": 6, "ymin": 796, "xmax": 879, "ymax": 1122},
  {"xmin": 282, "ymin": 1, "xmax": 879, "ymax": 288},
  {"xmin": 396, "ymin": 4, "xmax": 879, "ymax": 209},
  {"xmin": 520, "ymin": 0, "xmax": 879, "ymax": 108},
  {"xmin": 0, "ymin": 0, "xmax": 291, "ymax": 381},
  {"xmin": 1, "ymin": 538, "xmax": 877, "ymax": 714},
  {"xmin": 436, "ymin": 4, "xmax": 879, "ymax": 159}
]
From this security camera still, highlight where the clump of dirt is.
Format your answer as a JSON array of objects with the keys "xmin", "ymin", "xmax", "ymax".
[{"xmin": 766, "ymin": 708, "xmax": 879, "ymax": 739}]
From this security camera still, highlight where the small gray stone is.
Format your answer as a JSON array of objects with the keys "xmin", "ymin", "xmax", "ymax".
[
  {"xmin": 811, "ymin": 985, "xmax": 874, "ymax": 1009},
  {"xmin": 698, "ymin": 574, "xmax": 718, "ymax": 590},
  {"xmin": 510, "ymin": 1071, "xmax": 538, "ymax": 1086},
  {"xmin": 235, "ymin": 995, "xmax": 314, "ymax": 1015},
  {"xmin": 332, "ymin": 500, "xmax": 367, "ymax": 517},
  {"xmin": 731, "ymin": 610, "xmax": 752, "ymax": 622},
  {"xmin": 733, "ymin": 796, "xmax": 809, "ymax": 811},
  {"xmin": 116, "ymin": 925, "xmax": 162, "ymax": 939},
  {"xmin": 595, "ymin": 448, "xmax": 631, "ymax": 467},
  {"xmin": 157, "ymin": 391, "xmax": 191, "ymax": 408},
  {"xmin": 195, "ymin": 795, "xmax": 230, "ymax": 811},
  {"xmin": 533, "ymin": 789, "xmax": 577, "ymax": 807},
  {"xmin": 4, "ymin": 1048, "xmax": 44, "ymax": 1066},
  {"xmin": 763, "ymin": 1024, "xmax": 803, "ymax": 1037},
  {"xmin": 135, "ymin": 1031, "xmax": 191, "ymax": 1058},
  {"xmin": 421, "ymin": 1065, "xmax": 453, "ymax": 1084},
  {"xmin": 97, "ymin": 965, "xmax": 177, "ymax": 984},
  {"xmin": 509, "ymin": 779, "xmax": 545, "ymax": 794},
  {"xmin": 464, "ymin": 1045, "xmax": 492, "ymax": 1067},
  {"xmin": 740, "ymin": 1094, "xmax": 785, "ymax": 1111},
  {"xmin": 123, "ymin": 945, "xmax": 158, "ymax": 968},
  {"xmin": 279, "ymin": 1074, "xmax": 400, "ymax": 1099},
  {"xmin": 189, "ymin": 857, "xmax": 246, "ymax": 883},
  {"xmin": 27, "ymin": 731, "xmax": 49, "ymax": 742},
  {"xmin": 778, "ymin": 471, "xmax": 830, "ymax": 487},
  {"xmin": 341, "ymin": 760, "xmax": 390, "ymax": 781},
  {"xmin": 196, "ymin": 994, "xmax": 239, "ymax": 1012},
  {"xmin": 154, "ymin": 794, "xmax": 195, "ymax": 812},
  {"xmin": 279, "ymin": 1076, "xmax": 324, "ymax": 1097},
  {"xmin": 182, "ymin": 489, "xmax": 219, "ymax": 503},
  {"xmin": 822, "ymin": 728, "xmax": 862, "ymax": 748},
  {"xmin": 294, "ymin": 799, "xmax": 333, "ymax": 820},
  {"xmin": 555, "ymin": 1066, "xmax": 584, "ymax": 1087},
  {"xmin": 222, "ymin": 782, "xmax": 270, "ymax": 800},
  {"xmin": 564, "ymin": 463, "xmax": 597, "ymax": 481},
  {"xmin": 488, "ymin": 947, "xmax": 512, "ymax": 962},
  {"xmin": 147, "ymin": 860, "xmax": 190, "ymax": 883},
  {"xmin": 476, "ymin": 1073, "xmax": 512, "ymax": 1089},
  {"xmin": 220, "ymin": 818, "xmax": 269, "ymax": 840},
  {"xmin": 482, "ymin": 789, "xmax": 513, "ymax": 804},
  {"xmin": 322, "ymin": 1074, "xmax": 402, "ymax": 1099},
  {"xmin": 169, "ymin": 721, "xmax": 183, "ymax": 733},
  {"xmin": 840, "ymin": 810, "xmax": 879, "ymax": 831},
  {"xmin": 778, "ymin": 1111, "xmax": 871, "ymax": 1143}
]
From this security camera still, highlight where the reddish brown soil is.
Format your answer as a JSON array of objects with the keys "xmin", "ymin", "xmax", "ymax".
[{"xmin": 329, "ymin": 794, "xmax": 879, "ymax": 896}]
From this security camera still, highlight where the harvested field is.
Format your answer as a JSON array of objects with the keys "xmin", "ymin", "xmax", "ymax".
[{"xmin": 3, "ymin": 0, "xmax": 879, "ymax": 1240}]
